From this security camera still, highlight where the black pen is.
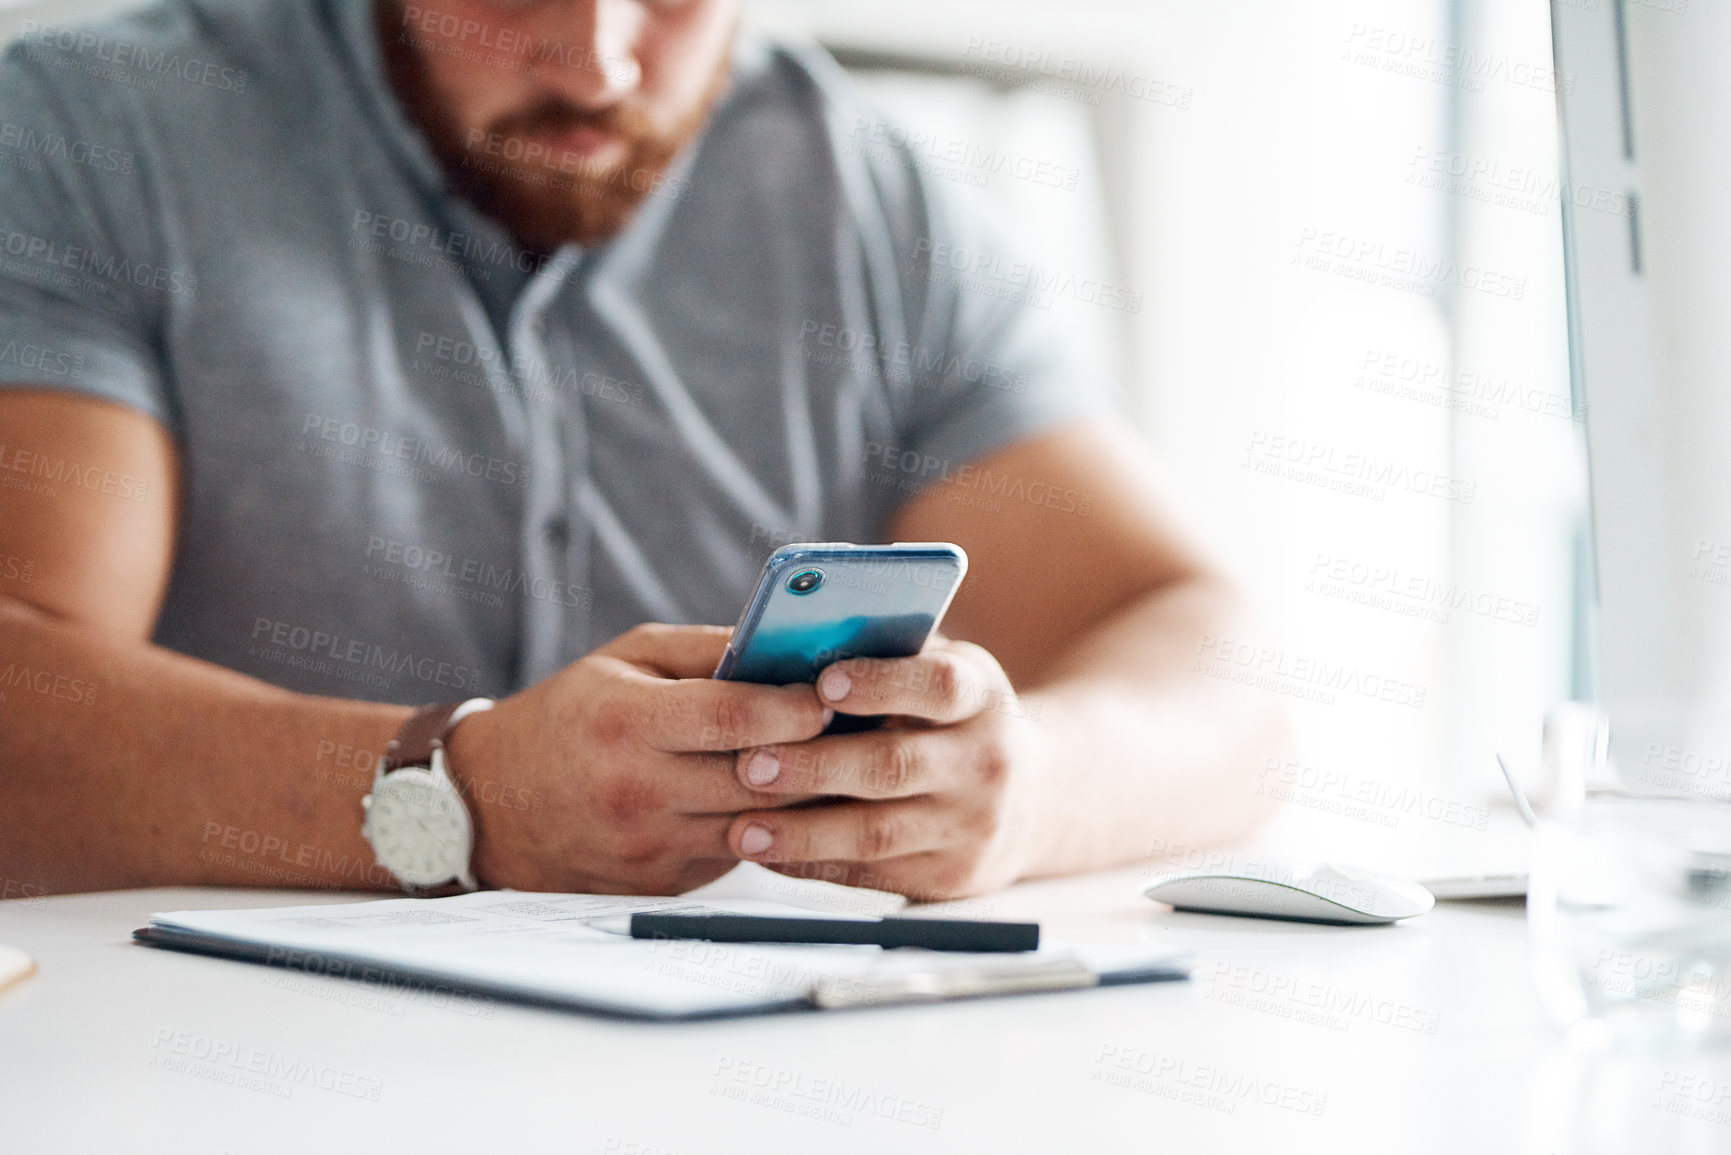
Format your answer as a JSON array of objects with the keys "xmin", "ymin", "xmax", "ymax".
[{"xmin": 586, "ymin": 913, "xmax": 1040, "ymax": 953}]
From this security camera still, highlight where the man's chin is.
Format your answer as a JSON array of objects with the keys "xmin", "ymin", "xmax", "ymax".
[{"xmin": 456, "ymin": 160, "xmax": 657, "ymax": 252}]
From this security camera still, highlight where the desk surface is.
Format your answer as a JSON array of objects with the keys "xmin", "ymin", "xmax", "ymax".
[{"xmin": 0, "ymin": 864, "xmax": 1718, "ymax": 1154}]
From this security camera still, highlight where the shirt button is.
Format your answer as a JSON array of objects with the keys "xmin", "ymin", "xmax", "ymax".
[{"xmin": 542, "ymin": 515, "xmax": 570, "ymax": 551}]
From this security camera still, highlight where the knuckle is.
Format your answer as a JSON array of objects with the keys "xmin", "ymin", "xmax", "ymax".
[
  {"xmin": 962, "ymin": 800, "xmax": 1004, "ymax": 843},
  {"xmin": 928, "ymin": 656, "xmax": 965, "ymax": 709},
  {"xmin": 706, "ymin": 693, "xmax": 755, "ymax": 749},
  {"xmin": 859, "ymin": 810, "xmax": 902, "ymax": 859},
  {"xmin": 972, "ymin": 736, "xmax": 1011, "ymax": 788},
  {"xmin": 595, "ymin": 773, "xmax": 662, "ymax": 829},
  {"xmin": 871, "ymin": 739, "xmax": 919, "ymax": 795},
  {"xmin": 587, "ymin": 693, "xmax": 638, "ymax": 748}
]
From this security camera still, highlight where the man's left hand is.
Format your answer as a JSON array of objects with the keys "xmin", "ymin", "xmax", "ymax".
[{"xmin": 724, "ymin": 637, "xmax": 1047, "ymax": 901}]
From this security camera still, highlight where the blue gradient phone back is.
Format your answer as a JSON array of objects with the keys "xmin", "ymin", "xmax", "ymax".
[{"xmin": 715, "ymin": 544, "xmax": 968, "ymax": 685}]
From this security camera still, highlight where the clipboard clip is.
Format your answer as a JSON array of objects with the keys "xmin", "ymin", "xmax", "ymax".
[{"xmin": 808, "ymin": 954, "xmax": 1099, "ymax": 1009}]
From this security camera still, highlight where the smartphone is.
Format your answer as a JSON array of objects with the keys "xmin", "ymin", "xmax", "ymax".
[{"xmin": 715, "ymin": 542, "xmax": 968, "ymax": 729}]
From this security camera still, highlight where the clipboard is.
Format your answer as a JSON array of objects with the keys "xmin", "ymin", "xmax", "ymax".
[{"xmin": 133, "ymin": 892, "xmax": 1189, "ymax": 1020}]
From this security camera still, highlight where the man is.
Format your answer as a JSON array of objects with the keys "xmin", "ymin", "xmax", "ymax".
[{"xmin": 0, "ymin": 0, "xmax": 1283, "ymax": 901}]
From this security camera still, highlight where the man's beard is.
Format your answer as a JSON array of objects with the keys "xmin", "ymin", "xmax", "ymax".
[{"xmin": 379, "ymin": 4, "xmax": 732, "ymax": 253}]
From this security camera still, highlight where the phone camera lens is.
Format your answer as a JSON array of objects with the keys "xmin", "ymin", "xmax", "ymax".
[{"xmin": 787, "ymin": 569, "xmax": 824, "ymax": 595}]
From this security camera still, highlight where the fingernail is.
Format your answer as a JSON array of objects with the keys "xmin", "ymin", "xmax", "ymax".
[
  {"xmin": 819, "ymin": 668, "xmax": 851, "ymax": 702},
  {"xmin": 821, "ymin": 707, "xmax": 835, "ymax": 727},
  {"xmin": 745, "ymin": 749, "xmax": 780, "ymax": 787},
  {"xmin": 740, "ymin": 824, "xmax": 773, "ymax": 856}
]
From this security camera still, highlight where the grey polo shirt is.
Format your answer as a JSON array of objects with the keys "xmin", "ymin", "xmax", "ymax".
[{"xmin": 0, "ymin": 0, "xmax": 1112, "ymax": 702}]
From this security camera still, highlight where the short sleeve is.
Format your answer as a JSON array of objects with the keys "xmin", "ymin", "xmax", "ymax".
[{"xmin": 0, "ymin": 42, "xmax": 175, "ymax": 428}]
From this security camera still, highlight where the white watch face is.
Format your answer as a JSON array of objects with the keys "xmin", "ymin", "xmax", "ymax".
[{"xmin": 365, "ymin": 768, "xmax": 472, "ymax": 887}]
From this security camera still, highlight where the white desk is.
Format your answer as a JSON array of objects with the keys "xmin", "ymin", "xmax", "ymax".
[{"xmin": 0, "ymin": 865, "xmax": 1720, "ymax": 1154}]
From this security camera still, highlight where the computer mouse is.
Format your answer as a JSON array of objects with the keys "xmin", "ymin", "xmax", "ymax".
[{"xmin": 1143, "ymin": 861, "xmax": 1435, "ymax": 925}]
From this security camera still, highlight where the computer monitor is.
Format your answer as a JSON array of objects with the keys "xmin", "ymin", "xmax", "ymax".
[{"xmin": 1552, "ymin": 0, "xmax": 1731, "ymax": 788}]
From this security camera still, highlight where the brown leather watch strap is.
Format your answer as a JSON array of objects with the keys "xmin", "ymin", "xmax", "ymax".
[{"xmin": 380, "ymin": 701, "xmax": 465, "ymax": 772}]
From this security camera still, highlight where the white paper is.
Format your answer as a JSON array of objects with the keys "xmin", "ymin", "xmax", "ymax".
[
  {"xmin": 148, "ymin": 892, "xmax": 1188, "ymax": 1018},
  {"xmin": 152, "ymin": 893, "xmax": 886, "ymax": 1017}
]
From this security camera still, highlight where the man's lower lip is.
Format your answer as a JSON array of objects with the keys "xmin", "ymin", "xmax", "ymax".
[{"xmin": 532, "ymin": 127, "xmax": 619, "ymax": 156}]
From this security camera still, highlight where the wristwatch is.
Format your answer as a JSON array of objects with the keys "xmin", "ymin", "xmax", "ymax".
[{"xmin": 362, "ymin": 698, "xmax": 494, "ymax": 893}]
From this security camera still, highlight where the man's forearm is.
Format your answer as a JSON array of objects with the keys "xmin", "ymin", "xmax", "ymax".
[
  {"xmin": 0, "ymin": 597, "xmax": 413, "ymax": 895},
  {"xmin": 1014, "ymin": 577, "xmax": 1289, "ymax": 880}
]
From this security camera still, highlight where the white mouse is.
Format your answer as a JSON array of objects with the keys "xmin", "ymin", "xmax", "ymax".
[{"xmin": 1144, "ymin": 861, "xmax": 1435, "ymax": 925}]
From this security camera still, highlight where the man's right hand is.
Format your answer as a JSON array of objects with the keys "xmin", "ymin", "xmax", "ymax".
[{"xmin": 446, "ymin": 623, "xmax": 831, "ymax": 895}]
